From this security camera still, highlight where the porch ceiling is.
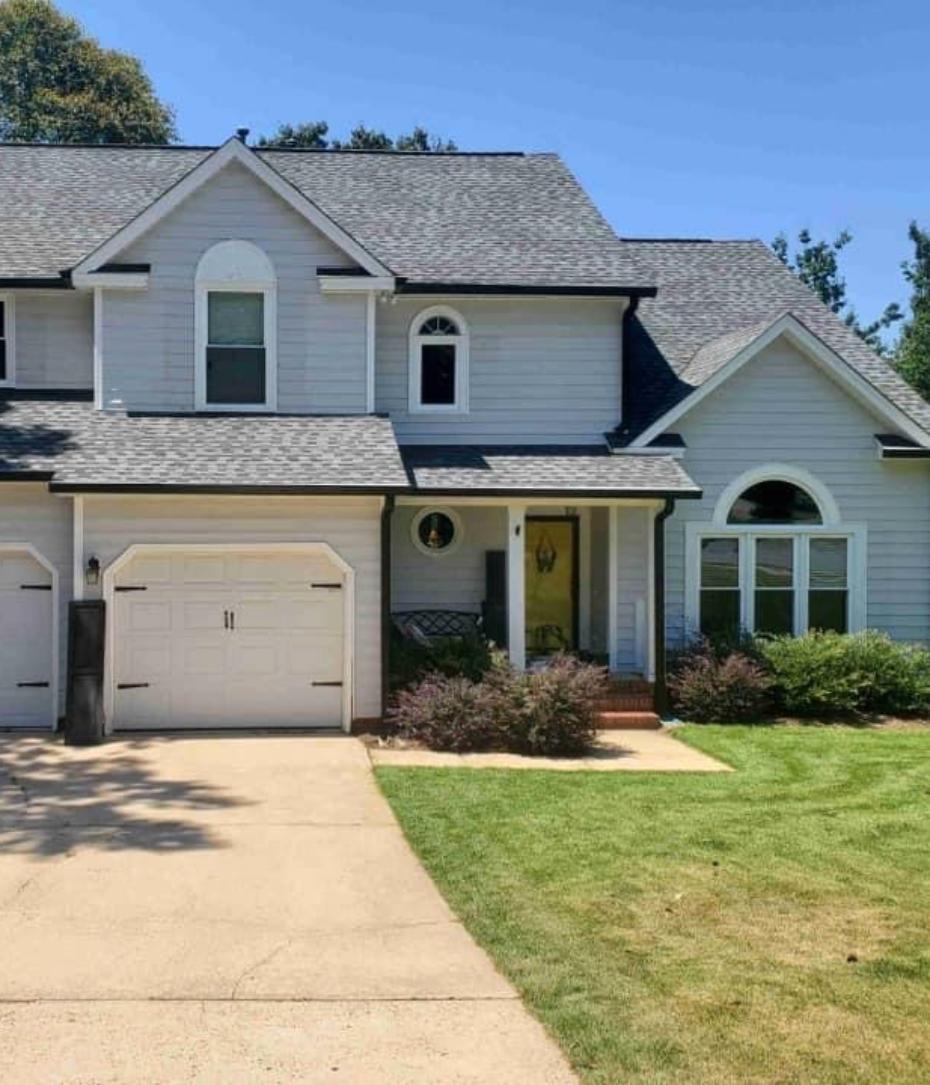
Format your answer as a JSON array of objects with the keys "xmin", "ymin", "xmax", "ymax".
[{"xmin": 401, "ymin": 444, "xmax": 701, "ymax": 498}]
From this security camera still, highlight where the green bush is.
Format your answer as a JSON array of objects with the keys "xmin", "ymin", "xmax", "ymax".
[
  {"xmin": 389, "ymin": 628, "xmax": 493, "ymax": 691},
  {"xmin": 760, "ymin": 630, "xmax": 930, "ymax": 717}
]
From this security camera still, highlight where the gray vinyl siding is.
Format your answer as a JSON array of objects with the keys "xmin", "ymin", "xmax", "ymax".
[
  {"xmin": 377, "ymin": 297, "xmax": 624, "ymax": 444},
  {"xmin": 0, "ymin": 483, "xmax": 72, "ymax": 717},
  {"xmin": 666, "ymin": 339, "xmax": 930, "ymax": 646},
  {"xmin": 99, "ymin": 161, "xmax": 367, "ymax": 413},
  {"xmin": 13, "ymin": 293, "xmax": 93, "ymax": 388},
  {"xmin": 81, "ymin": 494, "xmax": 383, "ymax": 718},
  {"xmin": 392, "ymin": 505, "xmax": 505, "ymax": 613}
]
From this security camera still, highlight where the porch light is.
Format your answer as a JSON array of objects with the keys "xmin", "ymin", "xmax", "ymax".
[
  {"xmin": 84, "ymin": 555, "xmax": 100, "ymax": 587},
  {"xmin": 534, "ymin": 530, "xmax": 558, "ymax": 574}
]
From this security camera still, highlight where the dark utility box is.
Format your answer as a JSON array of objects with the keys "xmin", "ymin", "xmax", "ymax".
[{"xmin": 65, "ymin": 600, "xmax": 106, "ymax": 745}]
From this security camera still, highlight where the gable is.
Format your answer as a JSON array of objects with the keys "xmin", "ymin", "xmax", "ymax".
[
  {"xmin": 679, "ymin": 335, "xmax": 898, "ymax": 446},
  {"xmin": 116, "ymin": 160, "xmax": 356, "ymax": 273},
  {"xmin": 631, "ymin": 315, "xmax": 930, "ymax": 450},
  {"xmin": 69, "ymin": 139, "xmax": 390, "ymax": 283}
]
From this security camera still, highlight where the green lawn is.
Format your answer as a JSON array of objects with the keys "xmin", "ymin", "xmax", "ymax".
[{"xmin": 376, "ymin": 726, "xmax": 930, "ymax": 1085}]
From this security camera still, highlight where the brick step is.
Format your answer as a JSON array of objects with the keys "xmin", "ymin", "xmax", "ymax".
[
  {"xmin": 596, "ymin": 711, "xmax": 662, "ymax": 730},
  {"xmin": 595, "ymin": 694, "xmax": 656, "ymax": 712}
]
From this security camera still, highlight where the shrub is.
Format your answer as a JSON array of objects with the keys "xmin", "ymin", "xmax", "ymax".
[
  {"xmin": 389, "ymin": 628, "xmax": 493, "ymax": 691},
  {"xmin": 669, "ymin": 639, "xmax": 773, "ymax": 723},
  {"xmin": 518, "ymin": 655, "xmax": 607, "ymax": 756},
  {"xmin": 387, "ymin": 653, "xmax": 606, "ymax": 756},
  {"xmin": 386, "ymin": 671, "xmax": 509, "ymax": 752},
  {"xmin": 761, "ymin": 630, "xmax": 930, "ymax": 717}
]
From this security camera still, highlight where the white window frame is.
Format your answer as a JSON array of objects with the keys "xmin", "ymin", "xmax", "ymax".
[
  {"xmin": 410, "ymin": 506, "xmax": 465, "ymax": 557},
  {"xmin": 0, "ymin": 293, "xmax": 15, "ymax": 386},
  {"xmin": 194, "ymin": 241, "xmax": 277, "ymax": 413},
  {"xmin": 685, "ymin": 466, "xmax": 867, "ymax": 637},
  {"xmin": 408, "ymin": 305, "xmax": 469, "ymax": 414}
]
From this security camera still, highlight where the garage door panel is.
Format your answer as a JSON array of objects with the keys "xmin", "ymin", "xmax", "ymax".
[
  {"xmin": 0, "ymin": 552, "xmax": 55, "ymax": 729},
  {"xmin": 124, "ymin": 600, "xmax": 172, "ymax": 633},
  {"xmin": 113, "ymin": 548, "xmax": 347, "ymax": 731},
  {"xmin": 120, "ymin": 555, "xmax": 171, "ymax": 586}
]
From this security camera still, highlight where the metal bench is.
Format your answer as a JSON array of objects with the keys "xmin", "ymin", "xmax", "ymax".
[{"xmin": 392, "ymin": 610, "xmax": 483, "ymax": 643}]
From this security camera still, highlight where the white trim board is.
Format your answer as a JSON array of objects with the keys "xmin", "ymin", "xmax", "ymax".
[
  {"xmin": 101, "ymin": 541, "xmax": 356, "ymax": 733},
  {"xmin": 630, "ymin": 312, "xmax": 930, "ymax": 450},
  {"xmin": 70, "ymin": 138, "xmax": 392, "ymax": 284}
]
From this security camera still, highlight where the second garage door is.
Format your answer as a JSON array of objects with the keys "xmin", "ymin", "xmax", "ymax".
[{"xmin": 112, "ymin": 548, "xmax": 347, "ymax": 730}]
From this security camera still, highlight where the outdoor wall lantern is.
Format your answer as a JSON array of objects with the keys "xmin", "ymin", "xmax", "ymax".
[{"xmin": 84, "ymin": 555, "xmax": 101, "ymax": 587}]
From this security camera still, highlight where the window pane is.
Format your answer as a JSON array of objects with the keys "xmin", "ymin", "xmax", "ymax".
[
  {"xmin": 417, "ymin": 511, "xmax": 456, "ymax": 551},
  {"xmin": 809, "ymin": 590, "xmax": 848, "ymax": 633},
  {"xmin": 0, "ymin": 299, "xmax": 5, "ymax": 338},
  {"xmin": 755, "ymin": 537, "xmax": 793, "ymax": 587},
  {"xmin": 420, "ymin": 316, "xmax": 458, "ymax": 336},
  {"xmin": 0, "ymin": 339, "xmax": 5, "ymax": 382},
  {"xmin": 208, "ymin": 292, "xmax": 264, "ymax": 346},
  {"xmin": 728, "ymin": 481, "xmax": 821, "ymax": 525},
  {"xmin": 206, "ymin": 346, "xmax": 266, "ymax": 404},
  {"xmin": 421, "ymin": 343, "xmax": 456, "ymax": 405},
  {"xmin": 810, "ymin": 538, "xmax": 847, "ymax": 588},
  {"xmin": 755, "ymin": 590, "xmax": 794, "ymax": 635},
  {"xmin": 701, "ymin": 537, "xmax": 739, "ymax": 588},
  {"xmin": 700, "ymin": 590, "xmax": 740, "ymax": 637}
]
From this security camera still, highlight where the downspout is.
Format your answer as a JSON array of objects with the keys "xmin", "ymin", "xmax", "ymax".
[
  {"xmin": 653, "ymin": 497, "xmax": 675, "ymax": 716},
  {"xmin": 380, "ymin": 494, "xmax": 395, "ymax": 720}
]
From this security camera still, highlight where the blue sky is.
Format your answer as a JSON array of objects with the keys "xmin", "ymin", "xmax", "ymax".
[{"xmin": 68, "ymin": 0, "xmax": 929, "ymax": 331}]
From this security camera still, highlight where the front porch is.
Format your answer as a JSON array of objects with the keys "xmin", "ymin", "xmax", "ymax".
[{"xmin": 390, "ymin": 497, "xmax": 667, "ymax": 711}]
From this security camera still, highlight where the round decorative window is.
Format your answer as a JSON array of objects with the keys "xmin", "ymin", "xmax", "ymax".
[{"xmin": 411, "ymin": 507, "xmax": 463, "ymax": 556}]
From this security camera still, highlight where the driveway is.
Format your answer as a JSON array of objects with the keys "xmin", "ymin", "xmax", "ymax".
[{"xmin": 0, "ymin": 734, "xmax": 575, "ymax": 1084}]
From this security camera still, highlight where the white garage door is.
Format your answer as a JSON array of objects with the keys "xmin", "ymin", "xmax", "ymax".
[
  {"xmin": 112, "ymin": 548, "xmax": 347, "ymax": 730},
  {"xmin": 0, "ymin": 550, "xmax": 55, "ymax": 729}
]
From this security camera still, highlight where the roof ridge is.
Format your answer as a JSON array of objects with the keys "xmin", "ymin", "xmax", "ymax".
[{"xmin": 619, "ymin": 237, "xmax": 764, "ymax": 245}]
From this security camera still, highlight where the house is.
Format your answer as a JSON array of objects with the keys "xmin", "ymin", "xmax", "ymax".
[{"xmin": 1, "ymin": 133, "xmax": 928, "ymax": 733}]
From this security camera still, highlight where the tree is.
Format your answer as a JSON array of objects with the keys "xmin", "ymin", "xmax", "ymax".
[
  {"xmin": 772, "ymin": 228, "xmax": 902, "ymax": 354},
  {"xmin": 0, "ymin": 0, "xmax": 175, "ymax": 143},
  {"xmin": 258, "ymin": 120, "xmax": 456, "ymax": 152},
  {"xmin": 895, "ymin": 222, "xmax": 930, "ymax": 399}
]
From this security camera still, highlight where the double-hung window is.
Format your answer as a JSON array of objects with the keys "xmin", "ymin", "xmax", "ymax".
[
  {"xmin": 206, "ymin": 291, "xmax": 266, "ymax": 405},
  {"xmin": 195, "ymin": 240, "xmax": 276, "ymax": 412},
  {"xmin": 691, "ymin": 477, "xmax": 861, "ymax": 639}
]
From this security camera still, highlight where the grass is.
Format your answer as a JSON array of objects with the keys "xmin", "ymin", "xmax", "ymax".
[{"xmin": 376, "ymin": 726, "xmax": 930, "ymax": 1085}]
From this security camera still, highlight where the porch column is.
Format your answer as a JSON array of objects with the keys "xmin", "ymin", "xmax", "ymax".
[
  {"xmin": 608, "ymin": 504, "xmax": 620, "ymax": 672},
  {"xmin": 507, "ymin": 504, "xmax": 526, "ymax": 669}
]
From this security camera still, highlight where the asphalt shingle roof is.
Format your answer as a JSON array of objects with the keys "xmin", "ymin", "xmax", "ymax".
[
  {"xmin": 0, "ymin": 395, "xmax": 409, "ymax": 490},
  {"xmin": 0, "ymin": 144, "xmax": 649, "ymax": 288},
  {"xmin": 618, "ymin": 240, "xmax": 930, "ymax": 442},
  {"xmin": 401, "ymin": 445, "xmax": 700, "ymax": 496}
]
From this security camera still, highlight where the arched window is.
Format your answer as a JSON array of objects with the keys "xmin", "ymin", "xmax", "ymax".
[
  {"xmin": 688, "ymin": 469, "xmax": 863, "ymax": 640},
  {"xmin": 195, "ymin": 240, "xmax": 276, "ymax": 411},
  {"xmin": 408, "ymin": 306, "xmax": 469, "ymax": 413},
  {"xmin": 727, "ymin": 480, "xmax": 822, "ymax": 525}
]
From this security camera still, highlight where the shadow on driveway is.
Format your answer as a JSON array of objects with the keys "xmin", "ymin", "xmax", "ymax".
[{"xmin": 0, "ymin": 734, "xmax": 250, "ymax": 855}]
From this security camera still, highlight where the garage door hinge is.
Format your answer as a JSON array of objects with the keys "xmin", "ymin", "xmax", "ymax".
[
  {"xmin": 311, "ymin": 582, "xmax": 342, "ymax": 589},
  {"xmin": 117, "ymin": 682, "xmax": 151, "ymax": 690},
  {"xmin": 17, "ymin": 681, "xmax": 49, "ymax": 688},
  {"xmin": 312, "ymin": 680, "xmax": 343, "ymax": 687},
  {"xmin": 115, "ymin": 585, "xmax": 148, "ymax": 593},
  {"xmin": 20, "ymin": 583, "xmax": 52, "ymax": 591}
]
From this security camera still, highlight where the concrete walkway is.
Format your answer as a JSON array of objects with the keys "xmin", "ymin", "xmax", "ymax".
[
  {"xmin": 0, "ymin": 734, "xmax": 575, "ymax": 1084},
  {"xmin": 369, "ymin": 726, "xmax": 732, "ymax": 772}
]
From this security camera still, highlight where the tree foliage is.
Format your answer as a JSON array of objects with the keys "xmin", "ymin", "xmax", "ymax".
[
  {"xmin": 0, "ymin": 0, "xmax": 175, "ymax": 143},
  {"xmin": 772, "ymin": 228, "xmax": 902, "ymax": 354},
  {"xmin": 895, "ymin": 222, "xmax": 930, "ymax": 399},
  {"xmin": 257, "ymin": 120, "xmax": 456, "ymax": 152}
]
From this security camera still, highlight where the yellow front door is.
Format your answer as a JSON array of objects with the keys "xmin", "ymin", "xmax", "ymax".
[{"xmin": 525, "ymin": 517, "xmax": 578, "ymax": 654}]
